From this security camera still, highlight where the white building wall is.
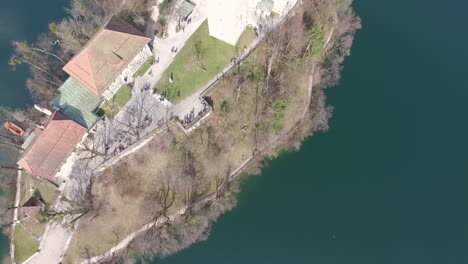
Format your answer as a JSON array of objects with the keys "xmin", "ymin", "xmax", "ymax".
[
  {"xmin": 102, "ymin": 45, "xmax": 152, "ymax": 100},
  {"xmin": 207, "ymin": 0, "xmax": 250, "ymax": 46},
  {"xmin": 272, "ymin": 0, "xmax": 291, "ymax": 14}
]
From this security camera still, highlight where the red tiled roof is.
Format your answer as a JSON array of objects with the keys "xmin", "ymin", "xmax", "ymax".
[
  {"xmin": 17, "ymin": 112, "xmax": 86, "ymax": 180},
  {"xmin": 63, "ymin": 16, "xmax": 151, "ymax": 96}
]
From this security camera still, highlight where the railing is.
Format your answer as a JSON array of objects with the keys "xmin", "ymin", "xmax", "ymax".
[{"xmin": 173, "ymin": 0, "xmax": 300, "ymax": 133}]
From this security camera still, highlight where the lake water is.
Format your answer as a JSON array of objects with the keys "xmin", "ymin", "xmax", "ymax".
[
  {"xmin": 0, "ymin": 0, "xmax": 68, "ymax": 260},
  {"xmin": 0, "ymin": 0, "xmax": 68, "ymax": 109},
  {"xmin": 2, "ymin": 0, "xmax": 468, "ymax": 263},
  {"xmin": 156, "ymin": 0, "xmax": 468, "ymax": 263}
]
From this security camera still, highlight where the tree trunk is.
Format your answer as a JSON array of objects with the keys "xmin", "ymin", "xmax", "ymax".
[
  {"xmin": 31, "ymin": 47, "xmax": 65, "ymax": 64},
  {"xmin": 13, "ymin": 55, "xmax": 62, "ymax": 82}
]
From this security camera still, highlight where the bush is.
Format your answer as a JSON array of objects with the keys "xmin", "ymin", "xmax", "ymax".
[
  {"xmin": 308, "ymin": 23, "xmax": 325, "ymax": 57},
  {"xmin": 272, "ymin": 98, "xmax": 288, "ymax": 129},
  {"xmin": 220, "ymin": 100, "xmax": 230, "ymax": 113}
]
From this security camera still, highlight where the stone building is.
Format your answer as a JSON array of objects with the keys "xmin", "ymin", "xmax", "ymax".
[{"xmin": 63, "ymin": 16, "xmax": 152, "ymax": 100}]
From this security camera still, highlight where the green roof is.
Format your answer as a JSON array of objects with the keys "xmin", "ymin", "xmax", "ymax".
[
  {"xmin": 51, "ymin": 77, "xmax": 101, "ymax": 129},
  {"xmin": 177, "ymin": 0, "xmax": 196, "ymax": 18},
  {"xmin": 257, "ymin": 0, "xmax": 274, "ymax": 12}
]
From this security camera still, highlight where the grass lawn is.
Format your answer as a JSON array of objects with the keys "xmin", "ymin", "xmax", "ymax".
[
  {"xmin": 20, "ymin": 173, "xmax": 36, "ymax": 205},
  {"xmin": 133, "ymin": 56, "xmax": 155, "ymax": 78},
  {"xmin": 20, "ymin": 172, "xmax": 58, "ymax": 205},
  {"xmin": 154, "ymin": 20, "xmax": 256, "ymax": 103},
  {"xmin": 271, "ymin": 11, "xmax": 281, "ymax": 18},
  {"xmin": 101, "ymin": 84, "xmax": 133, "ymax": 117},
  {"xmin": 237, "ymin": 25, "xmax": 256, "ymax": 52},
  {"xmin": 14, "ymin": 224, "xmax": 39, "ymax": 263},
  {"xmin": 21, "ymin": 218, "xmax": 46, "ymax": 239},
  {"xmin": 37, "ymin": 181, "xmax": 59, "ymax": 205},
  {"xmin": 63, "ymin": 191, "xmax": 149, "ymax": 264}
]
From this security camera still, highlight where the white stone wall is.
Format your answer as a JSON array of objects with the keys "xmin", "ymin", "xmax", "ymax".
[
  {"xmin": 273, "ymin": 0, "xmax": 291, "ymax": 14},
  {"xmin": 255, "ymin": 8, "xmax": 271, "ymax": 18},
  {"xmin": 207, "ymin": 0, "xmax": 251, "ymax": 46},
  {"xmin": 208, "ymin": 0, "xmax": 295, "ymax": 45},
  {"xmin": 102, "ymin": 45, "xmax": 153, "ymax": 100}
]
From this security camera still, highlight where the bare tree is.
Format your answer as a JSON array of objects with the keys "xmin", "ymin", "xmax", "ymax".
[
  {"xmin": 192, "ymin": 40, "xmax": 207, "ymax": 72},
  {"xmin": 146, "ymin": 166, "xmax": 177, "ymax": 223},
  {"xmin": 115, "ymin": 87, "xmax": 154, "ymax": 142}
]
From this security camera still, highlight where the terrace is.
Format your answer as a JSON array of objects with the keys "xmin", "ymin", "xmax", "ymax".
[{"xmin": 100, "ymin": 84, "xmax": 133, "ymax": 117}]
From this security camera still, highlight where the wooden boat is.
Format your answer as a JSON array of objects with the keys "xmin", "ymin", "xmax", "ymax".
[{"xmin": 3, "ymin": 122, "xmax": 25, "ymax": 136}]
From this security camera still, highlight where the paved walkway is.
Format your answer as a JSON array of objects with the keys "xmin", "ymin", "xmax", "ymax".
[
  {"xmin": 27, "ymin": 224, "xmax": 71, "ymax": 264},
  {"xmin": 10, "ymin": 170, "xmax": 21, "ymax": 262}
]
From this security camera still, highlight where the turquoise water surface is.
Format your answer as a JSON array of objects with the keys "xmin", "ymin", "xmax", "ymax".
[
  {"xmin": 0, "ymin": 0, "xmax": 68, "ymax": 260},
  {"xmin": 0, "ymin": 0, "xmax": 68, "ymax": 108},
  {"xmin": 157, "ymin": 0, "xmax": 468, "ymax": 263}
]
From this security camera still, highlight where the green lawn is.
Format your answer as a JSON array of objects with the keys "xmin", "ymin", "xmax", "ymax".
[
  {"xmin": 36, "ymin": 181, "xmax": 59, "ymax": 205},
  {"xmin": 20, "ymin": 172, "xmax": 58, "ymax": 206},
  {"xmin": 101, "ymin": 84, "xmax": 133, "ymax": 117},
  {"xmin": 20, "ymin": 173, "xmax": 36, "ymax": 205},
  {"xmin": 270, "ymin": 11, "xmax": 281, "ymax": 18},
  {"xmin": 236, "ymin": 25, "xmax": 256, "ymax": 52},
  {"xmin": 133, "ymin": 56, "xmax": 155, "ymax": 78},
  {"xmin": 154, "ymin": 20, "xmax": 256, "ymax": 103},
  {"xmin": 21, "ymin": 218, "xmax": 46, "ymax": 239},
  {"xmin": 14, "ymin": 225, "xmax": 39, "ymax": 263}
]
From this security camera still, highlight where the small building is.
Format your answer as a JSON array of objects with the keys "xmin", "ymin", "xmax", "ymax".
[
  {"xmin": 256, "ymin": 0, "xmax": 274, "ymax": 17},
  {"xmin": 20, "ymin": 190, "xmax": 45, "ymax": 218},
  {"xmin": 63, "ymin": 16, "xmax": 152, "ymax": 101},
  {"xmin": 177, "ymin": 0, "xmax": 197, "ymax": 20},
  {"xmin": 17, "ymin": 112, "xmax": 87, "ymax": 180}
]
